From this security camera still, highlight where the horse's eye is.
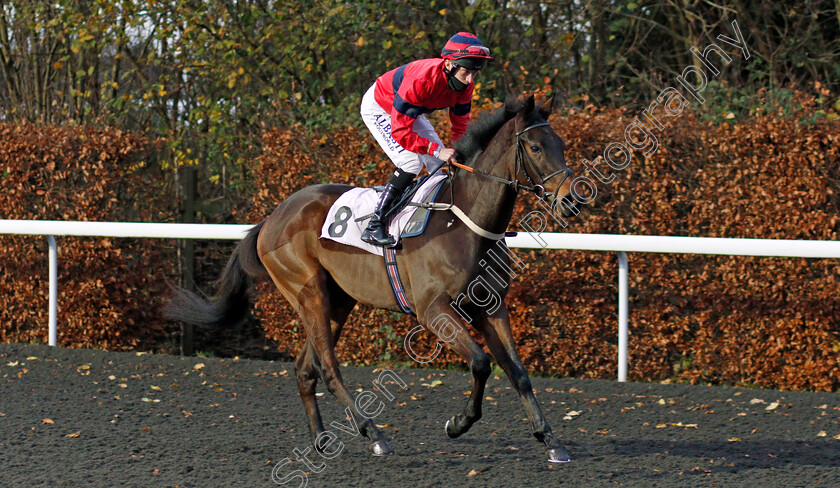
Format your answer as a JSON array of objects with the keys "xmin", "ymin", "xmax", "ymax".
[{"xmin": 530, "ymin": 144, "xmax": 541, "ymax": 153}]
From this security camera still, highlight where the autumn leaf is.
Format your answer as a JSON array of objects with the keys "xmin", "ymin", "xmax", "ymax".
[{"xmin": 563, "ymin": 410, "xmax": 582, "ymax": 420}]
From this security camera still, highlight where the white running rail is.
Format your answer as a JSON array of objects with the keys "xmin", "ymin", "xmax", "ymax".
[{"xmin": 3, "ymin": 219, "xmax": 840, "ymax": 382}]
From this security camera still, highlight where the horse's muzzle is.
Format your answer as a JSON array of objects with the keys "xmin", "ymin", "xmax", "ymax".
[{"xmin": 551, "ymin": 194, "xmax": 580, "ymax": 218}]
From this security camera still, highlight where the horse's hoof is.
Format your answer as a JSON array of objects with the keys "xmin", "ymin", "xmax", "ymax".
[
  {"xmin": 444, "ymin": 417, "xmax": 461, "ymax": 439},
  {"xmin": 547, "ymin": 446, "xmax": 571, "ymax": 463},
  {"xmin": 370, "ymin": 439, "xmax": 394, "ymax": 457}
]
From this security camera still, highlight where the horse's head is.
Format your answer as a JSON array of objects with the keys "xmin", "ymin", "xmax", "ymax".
[{"xmin": 505, "ymin": 94, "xmax": 578, "ymax": 217}]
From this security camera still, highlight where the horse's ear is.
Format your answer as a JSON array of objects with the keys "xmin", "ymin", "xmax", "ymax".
[
  {"xmin": 522, "ymin": 94, "xmax": 535, "ymax": 115},
  {"xmin": 504, "ymin": 94, "xmax": 520, "ymax": 118},
  {"xmin": 538, "ymin": 92, "xmax": 557, "ymax": 118}
]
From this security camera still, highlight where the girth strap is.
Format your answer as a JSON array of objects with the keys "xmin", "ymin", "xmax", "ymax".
[{"xmin": 383, "ymin": 247, "xmax": 415, "ymax": 315}]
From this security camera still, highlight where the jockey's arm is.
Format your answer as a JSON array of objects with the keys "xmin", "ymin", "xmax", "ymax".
[{"xmin": 390, "ymin": 78, "xmax": 440, "ymax": 157}]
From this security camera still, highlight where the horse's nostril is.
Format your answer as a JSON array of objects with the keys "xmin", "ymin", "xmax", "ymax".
[
  {"xmin": 557, "ymin": 194, "xmax": 580, "ymax": 218},
  {"xmin": 562, "ymin": 194, "xmax": 577, "ymax": 207}
]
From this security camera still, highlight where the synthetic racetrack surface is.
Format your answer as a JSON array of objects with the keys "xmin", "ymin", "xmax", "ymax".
[{"xmin": 1, "ymin": 343, "xmax": 838, "ymax": 487}]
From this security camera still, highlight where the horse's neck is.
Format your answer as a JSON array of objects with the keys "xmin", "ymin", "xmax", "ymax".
[{"xmin": 452, "ymin": 126, "xmax": 518, "ymax": 234}]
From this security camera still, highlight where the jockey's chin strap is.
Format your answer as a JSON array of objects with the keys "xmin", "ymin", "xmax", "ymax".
[{"xmin": 425, "ymin": 120, "xmax": 573, "ymax": 241}]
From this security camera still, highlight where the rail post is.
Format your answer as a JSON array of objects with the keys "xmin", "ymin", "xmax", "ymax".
[
  {"xmin": 617, "ymin": 251, "xmax": 628, "ymax": 382},
  {"xmin": 48, "ymin": 235, "xmax": 58, "ymax": 346}
]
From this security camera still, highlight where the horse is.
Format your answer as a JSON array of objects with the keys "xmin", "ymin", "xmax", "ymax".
[{"xmin": 165, "ymin": 93, "xmax": 578, "ymax": 463}]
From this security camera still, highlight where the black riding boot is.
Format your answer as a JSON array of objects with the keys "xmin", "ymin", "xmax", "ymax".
[
  {"xmin": 361, "ymin": 183, "xmax": 402, "ymax": 247},
  {"xmin": 361, "ymin": 169, "xmax": 415, "ymax": 247}
]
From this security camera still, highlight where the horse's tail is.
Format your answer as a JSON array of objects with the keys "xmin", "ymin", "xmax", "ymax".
[{"xmin": 163, "ymin": 221, "xmax": 267, "ymax": 328}]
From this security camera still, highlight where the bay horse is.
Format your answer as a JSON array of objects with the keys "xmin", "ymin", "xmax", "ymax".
[{"xmin": 165, "ymin": 94, "xmax": 578, "ymax": 462}]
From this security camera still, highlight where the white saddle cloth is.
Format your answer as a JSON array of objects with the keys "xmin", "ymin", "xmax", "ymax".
[{"xmin": 319, "ymin": 175, "xmax": 447, "ymax": 255}]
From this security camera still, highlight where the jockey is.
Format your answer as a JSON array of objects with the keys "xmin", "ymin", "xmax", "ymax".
[{"xmin": 359, "ymin": 32, "xmax": 493, "ymax": 247}]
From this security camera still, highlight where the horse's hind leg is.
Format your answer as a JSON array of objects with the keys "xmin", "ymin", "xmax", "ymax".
[
  {"xmin": 294, "ymin": 291, "xmax": 356, "ymax": 452},
  {"xmin": 294, "ymin": 341, "xmax": 325, "ymax": 445},
  {"xmin": 297, "ymin": 270, "xmax": 393, "ymax": 456},
  {"xmin": 419, "ymin": 295, "xmax": 492, "ymax": 439}
]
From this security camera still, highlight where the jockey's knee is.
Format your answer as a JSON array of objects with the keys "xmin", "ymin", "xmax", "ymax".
[{"xmin": 389, "ymin": 168, "xmax": 417, "ymax": 191}]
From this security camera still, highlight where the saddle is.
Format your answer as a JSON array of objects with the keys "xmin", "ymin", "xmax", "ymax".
[
  {"xmin": 363, "ymin": 174, "xmax": 443, "ymax": 238},
  {"xmin": 369, "ymin": 175, "xmax": 432, "ymax": 223},
  {"xmin": 320, "ymin": 174, "xmax": 447, "ymax": 255}
]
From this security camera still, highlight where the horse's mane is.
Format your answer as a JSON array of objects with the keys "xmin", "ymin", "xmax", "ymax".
[{"xmin": 453, "ymin": 95, "xmax": 537, "ymax": 164}]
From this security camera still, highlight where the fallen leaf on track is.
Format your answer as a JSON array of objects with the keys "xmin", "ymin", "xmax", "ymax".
[
  {"xmin": 817, "ymin": 431, "xmax": 827, "ymax": 437},
  {"xmin": 42, "ymin": 418, "xmax": 54, "ymax": 425},
  {"xmin": 193, "ymin": 363, "xmax": 205, "ymax": 371},
  {"xmin": 728, "ymin": 437, "xmax": 741, "ymax": 442},
  {"xmin": 765, "ymin": 402, "xmax": 780, "ymax": 411},
  {"xmin": 65, "ymin": 431, "xmax": 81, "ymax": 438}
]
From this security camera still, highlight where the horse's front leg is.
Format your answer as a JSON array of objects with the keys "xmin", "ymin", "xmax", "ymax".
[
  {"xmin": 418, "ymin": 295, "xmax": 492, "ymax": 438},
  {"xmin": 476, "ymin": 304, "xmax": 571, "ymax": 462}
]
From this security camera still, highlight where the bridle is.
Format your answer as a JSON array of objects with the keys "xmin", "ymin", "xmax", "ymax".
[
  {"xmin": 417, "ymin": 117, "xmax": 574, "ymax": 241},
  {"xmin": 448, "ymin": 120, "xmax": 573, "ymax": 205}
]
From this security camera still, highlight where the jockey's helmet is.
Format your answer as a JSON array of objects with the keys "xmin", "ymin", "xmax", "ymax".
[{"xmin": 441, "ymin": 32, "xmax": 493, "ymax": 70}]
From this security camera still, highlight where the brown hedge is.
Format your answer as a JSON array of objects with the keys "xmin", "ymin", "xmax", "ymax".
[
  {"xmin": 250, "ymin": 93, "xmax": 840, "ymax": 391},
  {"xmin": 0, "ymin": 122, "xmax": 176, "ymax": 349}
]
